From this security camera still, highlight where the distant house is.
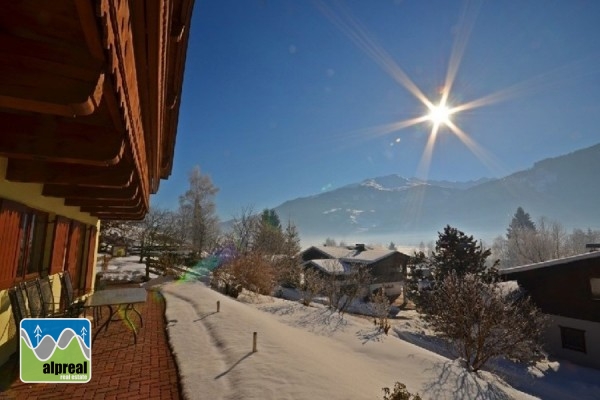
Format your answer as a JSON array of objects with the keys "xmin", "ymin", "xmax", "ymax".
[
  {"xmin": 301, "ymin": 244, "xmax": 409, "ymax": 295},
  {"xmin": 500, "ymin": 251, "xmax": 600, "ymax": 369}
]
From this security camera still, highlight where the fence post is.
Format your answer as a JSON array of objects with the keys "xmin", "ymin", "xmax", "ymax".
[{"xmin": 252, "ymin": 332, "xmax": 257, "ymax": 353}]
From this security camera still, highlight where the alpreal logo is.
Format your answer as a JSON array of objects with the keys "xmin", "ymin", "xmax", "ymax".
[{"xmin": 20, "ymin": 318, "xmax": 91, "ymax": 383}]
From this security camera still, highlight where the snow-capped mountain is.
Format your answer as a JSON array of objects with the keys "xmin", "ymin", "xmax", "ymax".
[
  {"xmin": 272, "ymin": 143, "xmax": 600, "ymax": 243},
  {"xmin": 348, "ymin": 175, "xmax": 492, "ymax": 192}
]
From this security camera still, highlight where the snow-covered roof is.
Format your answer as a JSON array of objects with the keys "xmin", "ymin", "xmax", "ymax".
[
  {"xmin": 500, "ymin": 251, "xmax": 600, "ymax": 275},
  {"xmin": 309, "ymin": 246, "xmax": 357, "ymax": 259},
  {"xmin": 307, "ymin": 245, "xmax": 402, "ymax": 264},
  {"xmin": 341, "ymin": 248, "xmax": 398, "ymax": 263},
  {"xmin": 304, "ymin": 259, "xmax": 351, "ymax": 275}
]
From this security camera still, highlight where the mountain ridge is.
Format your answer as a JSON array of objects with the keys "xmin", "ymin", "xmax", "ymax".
[{"xmin": 270, "ymin": 143, "xmax": 600, "ymax": 244}]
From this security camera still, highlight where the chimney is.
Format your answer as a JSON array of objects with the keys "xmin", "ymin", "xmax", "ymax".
[{"xmin": 355, "ymin": 243, "xmax": 366, "ymax": 252}]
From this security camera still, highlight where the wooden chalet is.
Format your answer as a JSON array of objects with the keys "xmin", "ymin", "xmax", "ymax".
[
  {"xmin": 500, "ymin": 251, "xmax": 600, "ymax": 369},
  {"xmin": 301, "ymin": 244, "xmax": 409, "ymax": 295},
  {"xmin": 0, "ymin": 0, "xmax": 194, "ymax": 366}
]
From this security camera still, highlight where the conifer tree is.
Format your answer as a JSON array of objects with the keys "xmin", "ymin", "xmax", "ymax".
[
  {"xmin": 429, "ymin": 225, "xmax": 497, "ymax": 281},
  {"xmin": 506, "ymin": 206, "xmax": 536, "ymax": 239}
]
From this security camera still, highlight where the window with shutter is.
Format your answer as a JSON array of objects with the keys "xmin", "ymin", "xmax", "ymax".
[
  {"xmin": 0, "ymin": 199, "xmax": 23, "ymax": 288},
  {"xmin": 0, "ymin": 199, "xmax": 49, "ymax": 288}
]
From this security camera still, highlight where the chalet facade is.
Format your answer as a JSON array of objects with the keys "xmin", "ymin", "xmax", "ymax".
[
  {"xmin": 302, "ymin": 244, "xmax": 409, "ymax": 295},
  {"xmin": 500, "ymin": 251, "xmax": 600, "ymax": 369},
  {"xmin": 0, "ymin": 0, "xmax": 193, "ymax": 366}
]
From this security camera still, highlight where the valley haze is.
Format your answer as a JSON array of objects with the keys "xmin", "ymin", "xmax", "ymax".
[{"xmin": 222, "ymin": 143, "xmax": 600, "ymax": 249}]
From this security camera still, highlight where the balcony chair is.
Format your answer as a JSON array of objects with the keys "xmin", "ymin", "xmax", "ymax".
[
  {"xmin": 59, "ymin": 271, "xmax": 87, "ymax": 318},
  {"xmin": 38, "ymin": 275, "xmax": 83, "ymax": 318},
  {"xmin": 8, "ymin": 285, "xmax": 29, "ymax": 326},
  {"xmin": 22, "ymin": 280, "xmax": 44, "ymax": 318}
]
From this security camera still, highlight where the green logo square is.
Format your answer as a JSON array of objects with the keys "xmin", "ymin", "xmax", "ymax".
[{"xmin": 20, "ymin": 318, "xmax": 92, "ymax": 383}]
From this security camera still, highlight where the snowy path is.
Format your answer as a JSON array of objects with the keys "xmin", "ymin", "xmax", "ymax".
[{"xmin": 161, "ymin": 282, "xmax": 535, "ymax": 400}]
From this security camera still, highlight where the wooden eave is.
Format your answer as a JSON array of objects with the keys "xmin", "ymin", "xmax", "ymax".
[
  {"xmin": 64, "ymin": 195, "xmax": 143, "ymax": 208},
  {"xmin": 160, "ymin": 0, "xmax": 195, "ymax": 181},
  {"xmin": 0, "ymin": 0, "xmax": 193, "ymax": 220}
]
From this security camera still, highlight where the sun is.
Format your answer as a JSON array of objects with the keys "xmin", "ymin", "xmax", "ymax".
[
  {"xmin": 317, "ymin": 0, "xmax": 506, "ymax": 180},
  {"xmin": 427, "ymin": 103, "xmax": 452, "ymax": 126}
]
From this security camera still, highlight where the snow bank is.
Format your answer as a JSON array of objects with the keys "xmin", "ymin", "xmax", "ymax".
[{"xmin": 161, "ymin": 282, "xmax": 537, "ymax": 400}]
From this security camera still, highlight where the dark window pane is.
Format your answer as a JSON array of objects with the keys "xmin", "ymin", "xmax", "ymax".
[
  {"xmin": 560, "ymin": 326, "xmax": 586, "ymax": 353},
  {"xmin": 591, "ymin": 278, "xmax": 600, "ymax": 300}
]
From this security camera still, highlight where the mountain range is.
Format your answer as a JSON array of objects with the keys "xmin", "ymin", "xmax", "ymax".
[{"xmin": 271, "ymin": 143, "xmax": 600, "ymax": 246}]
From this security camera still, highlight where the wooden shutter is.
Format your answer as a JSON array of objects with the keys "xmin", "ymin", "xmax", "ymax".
[
  {"xmin": 49, "ymin": 216, "xmax": 70, "ymax": 274},
  {"xmin": 0, "ymin": 200, "xmax": 24, "ymax": 288},
  {"xmin": 65, "ymin": 221, "xmax": 83, "ymax": 293},
  {"xmin": 84, "ymin": 226, "xmax": 98, "ymax": 292}
]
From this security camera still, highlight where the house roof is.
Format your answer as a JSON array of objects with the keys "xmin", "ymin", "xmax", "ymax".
[
  {"xmin": 0, "ymin": 0, "xmax": 193, "ymax": 220},
  {"xmin": 305, "ymin": 245, "xmax": 403, "ymax": 264},
  {"xmin": 499, "ymin": 251, "xmax": 600, "ymax": 276},
  {"xmin": 309, "ymin": 246, "xmax": 357, "ymax": 259},
  {"xmin": 304, "ymin": 259, "xmax": 351, "ymax": 275}
]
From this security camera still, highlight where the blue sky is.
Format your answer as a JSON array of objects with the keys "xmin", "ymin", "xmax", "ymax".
[{"xmin": 151, "ymin": 0, "xmax": 600, "ymax": 220}]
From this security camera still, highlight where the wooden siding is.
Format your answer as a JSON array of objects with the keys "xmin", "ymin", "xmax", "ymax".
[
  {"xmin": 0, "ymin": 200, "xmax": 23, "ymax": 288},
  {"xmin": 369, "ymin": 253, "xmax": 408, "ymax": 283},
  {"xmin": 505, "ymin": 258, "xmax": 600, "ymax": 323}
]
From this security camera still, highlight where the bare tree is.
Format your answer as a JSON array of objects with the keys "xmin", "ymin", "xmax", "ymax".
[
  {"xmin": 320, "ymin": 260, "xmax": 343, "ymax": 309},
  {"xmin": 300, "ymin": 268, "xmax": 324, "ymax": 306},
  {"xmin": 423, "ymin": 272, "xmax": 546, "ymax": 372},
  {"xmin": 133, "ymin": 207, "xmax": 178, "ymax": 263},
  {"xmin": 371, "ymin": 288, "xmax": 391, "ymax": 334},
  {"xmin": 227, "ymin": 205, "xmax": 261, "ymax": 255},
  {"xmin": 337, "ymin": 265, "xmax": 372, "ymax": 315},
  {"xmin": 566, "ymin": 228, "xmax": 600, "ymax": 254},
  {"xmin": 178, "ymin": 166, "xmax": 219, "ymax": 256},
  {"xmin": 506, "ymin": 217, "xmax": 567, "ymax": 266},
  {"xmin": 212, "ymin": 252, "xmax": 276, "ymax": 298},
  {"xmin": 99, "ymin": 220, "xmax": 132, "ymax": 247}
]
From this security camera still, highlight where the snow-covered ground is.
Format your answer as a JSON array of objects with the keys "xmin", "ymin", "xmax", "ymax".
[
  {"xmin": 103, "ymin": 256, "xmax": 600, "ymax": 399},
  {"xmin": 96, "ymin": 255, "xmax": 150, "ymax": 283}
]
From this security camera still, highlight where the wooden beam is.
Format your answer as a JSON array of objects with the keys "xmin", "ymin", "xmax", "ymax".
[
  {"xmin": 43, "ymin": 184, "xmax": 138, "ymax": 200},
  {"xmin": 94, "ymin": 214, "xmax": 145, "ymax": 221},
  {"xmin": 0, "ymin": 112, "xmax": 125, "ymax": 166},
  {"xmin": 64, "ymin": 196, "xmax": 142, "ymax": 208},
  {"xmin": 95, "ymin": 211, "xmax": 146, "ymax": 220},
  {"xmin": 80, "ymin": 203, "xmax": 145, "ymax": 214},
  {"xmin": 0, "ymin": 32, "xmax": 102, "ymax": 80},
  {"xmin": 6, "ymin": 159, "xmax": 134, "ymax": 188},
  {"xmin": 0, "ymin": 72, "xmax": 106, "ymax": 117}
]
